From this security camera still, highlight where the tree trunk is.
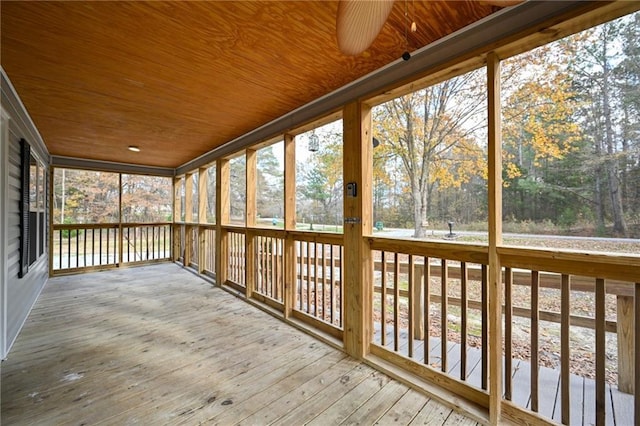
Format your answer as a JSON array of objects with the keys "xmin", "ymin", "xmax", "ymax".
[
  {"xmin": 413, "ymin": 193, "xmax": 427, "ymax": 238},
  {"xmin": 602, "ymin": 39, "xmax": 628, "ymax": 236}
]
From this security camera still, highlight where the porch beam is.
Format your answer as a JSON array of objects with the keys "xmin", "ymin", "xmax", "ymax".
[
  {"xmin": 342, "ymin": 101, "xmax": 372, "ymax": 359},
  {"xmin": 487, "ymin": 51, "xmax": 503, "ymax": 425}
]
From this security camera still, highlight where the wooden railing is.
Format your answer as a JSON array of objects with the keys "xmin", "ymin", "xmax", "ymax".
[
  {"xmin": 368, "ymin": 237, "xmax": 490, "ymax": 408},
  {"xmin": 170, "ymin": 222, "xmax": 638, "ymax": 424},
  {"xmin": 226, "ymin": 228, "xmax": 246, "ymax": 289},
  {"xmin": 365, "ymin": 236, "xmax": 638, "ymax": 425},
  {"xmin": 253, "ymin": 230, "xmax": 285, "ymax": 304},
  {"xmin": 201, "ymin": 225, "xmax": 216, "ymax": 279},
  {"xmin": 52, "ymin": 223, "xmax": 171, "ymax": 274},
  {"xmin": 291, "ymin": 232, "xmax": 344, "ymax": 335},
  {"xmin": 121, "ymin": 223, "xmax": 171, "ymax": 263},
  {"xmin": 498, "ymin": 247, "xmax": 639, "ymax": 425}
]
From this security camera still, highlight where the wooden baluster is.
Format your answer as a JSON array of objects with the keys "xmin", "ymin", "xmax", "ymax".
[
  {"xmin": 83, "ymin": 228, "xmax": 87, "ymax": 267},
  {"xmin": 381, "ymin": 251, "xmax": 387, "ymax": 347},
  {"xmin": 339, "ymin": 246, "xmax": 343, "ymax": 328},
  {"xmin": 273, "ymin": 237, "xmax": 277, "ymax": 299},
  {"xmin": 330, "ymin": 244, "xmax": 335, "ymax": 324},
  {"xmin": 424, "ymin": 256, "xmax": 430, "ymax": 365},
  {"xmin": 314, "ymin": 242, "xmax": 319, "ymax": 318},
  {"xmin": 441, "ymin": 258, "xmax": 448, "ymax": 373},
  {"xmin": 481, "ymin": 264, "xmax": 488, "ymax": 391},
  {"xmin": 321, "ymin": 243, "xmax": 326, "ymax": 321},
  {"xmin": 531, "ymin": 270, "xmax": 540, "ymax": 412},
  {"xmin": 99, "ymin": 228, "xmax": 102, "ymax": 265},
  {"xmin": 59, "ymin": 229, "xmax": 63, "ymax": 269},
  {"xmin": 67, "ymin": 228, "xmax": 71, "ymax": 268},
  {"xmin": 394, "ymin": 252, "xmax": 400, "ymax": 353},
  {"xmin": 595, "ymin": 278, "xmax": 605, "ymax": 426},
  {"xmin": 561, "ymin": 274, "xmax": 570, "ymax": 425},
  {"xmin": 460, "ymin": 261, "xmax": 468, "ymax": 381},
  {"xmin": 75, "ymin": 228, "xmax": 79, "ymax": 268},
  {"xmin": 505, "ymin": 267, "xmax": 513, "ymax": 399},
  {"xmin": 306, "ymin": 241, "xmax": 311, "ymax": 314},
  {"xmin": 408, "ymin": 255, "xmax": 414, "ymax": 358}
]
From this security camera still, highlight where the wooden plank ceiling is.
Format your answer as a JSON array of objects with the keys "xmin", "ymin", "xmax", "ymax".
[{"xmin": 1, "ymin": 1, "xmax": 501, "ymax": 168}]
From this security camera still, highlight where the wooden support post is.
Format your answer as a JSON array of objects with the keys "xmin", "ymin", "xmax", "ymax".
[
  {"xmin": 184, "ymin": 173, "xmax": 193, "ymax": 267},
  {"xmin": 173, "ymin": 176, "xmax": 182, "ymax": 262},
  {"xmin": 198, "ymin": 167, "xmax": 207, "ymax": 274},
  {"xmin": 215, "ymin": 159, "xmax": 230, "ymax": 287},
  {"xmin": 412, "ymin": 263, "xmax": 425, "ymax": 340},
  {"xmin": 617, "ymin": 295, "xmax": 635, "ymax": 394},
  {"xmin": 283, "ymin": 134, "xmax": 296, "ymax": 319},
  {"xmin": 342, "ymin": 101, "xmax": 373, "ymax": 359},
  {"xmin": 487, "ymin": 51, "xmax": 503, "ymax": 425},
  {"xmin": 118, "ymin": 173, "xmax": 123, "ymax": 266},
  {"xmin": 245, "ymin": 149, "xmax": 256, "ymax": 298},
  {"xmin": 185, "ymin": 173, "xmax": 193, "ymax": 223}
]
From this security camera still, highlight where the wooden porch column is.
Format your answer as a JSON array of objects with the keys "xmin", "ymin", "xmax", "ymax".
[
  {"xmin": 198, "ymin": 167, "xmax": 208, "ymax": 274},
  {"xmin": 184, "ymin": 173, "xmax": 194, "ymax": 267},
  {"xmin": 173, "ymin": 176, "xmax": 182, "ymax": 262},
  {"xmin": 245, "ymin": 149, "xmax": 257, "ymax": 298},
  {"xmin": 283, "ymin": 134, "xmax": 296, "ymax": 319},
  {"xmin": 118, "ymin": 173, "xmax": 123, "ymax": 266},
  {"xmin": 342, "ymin": 101, "xmax": 373, "ymax": 359},
  {"xmin": 617, "ymin": 294, "xmax": 635, "ymax": 394},
  {"xmin": 215, "ymin": 159, "xmax": 230, "ymax": 287},
  {"xmin": 487, "ymin": 51, "xmax": 503, "ymax": 425}
]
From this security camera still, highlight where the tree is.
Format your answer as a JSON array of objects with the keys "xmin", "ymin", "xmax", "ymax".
[
  {"xmin": 501, "ymin": 44, "xmax": 585, "ymax": 224},
  {"xmin": 572, "ymin": 20, "xmax": 629, "ymax": 236},
  {"xmin": 229, "ymin": 155, "xmax": 246, "ymax": 223},
  {"xmin": 373, "ymin": 69, "xmax": 487, "ymax": 237},
  {"xmin": 297, "ymin": 127, "xmax": 343, "ymax": 228},
  {"xmin": 256, "ymin": 144, "xmax": 284, "ymax": 219}
]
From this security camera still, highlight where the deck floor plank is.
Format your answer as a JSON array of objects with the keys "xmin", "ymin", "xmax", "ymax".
[
  {"xmin": 236, "ymin": 357, "xmax": 361, "ymax": 426},
  {"xmin": 374, "ymin": 389, "xmax": 431, "ymax": 425},
  {"xmin": 2, "ymin": 264, "xmax": 475, "ymax": 426},
  {"xmin": 409, "ymin": 398, "xmax": 453, "ymax": 425},
  {"xmin": 340, "ymin": 380, "xmax": 409, "ymax": 425}
]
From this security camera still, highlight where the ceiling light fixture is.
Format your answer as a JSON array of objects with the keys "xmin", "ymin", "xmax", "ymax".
[{"xmin": 128, "ymin": 145, "xmax": 141, "ymax": 152}]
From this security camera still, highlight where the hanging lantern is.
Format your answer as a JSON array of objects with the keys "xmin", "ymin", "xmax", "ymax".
[{"xmin": 308, "ymin": 132, "xmax": 319, "ymax": 152}]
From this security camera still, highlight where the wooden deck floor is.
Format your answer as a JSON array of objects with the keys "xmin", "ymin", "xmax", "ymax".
[{"xmin": 1, "ymin": 264, "xmax": 479, "ymax": 426}]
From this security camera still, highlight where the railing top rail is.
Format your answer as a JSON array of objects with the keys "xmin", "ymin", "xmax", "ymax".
[
  {"xmin": 222, "ymin": 225, "xmax": 247, "ymax": 234},
  {"xmin": 288, "ymin": 230, "xmax": 344, "ymax": 245},
  {"xmin": 54, "ymin": 222, "xmax": 172, "ymax": 230},
  {"xmin": 121, "ymin": 222, "xmax": 173, "ymax": 227},
  {"xmin": 498, "ymin": 246, "xmax": 640, "ymax": 283},
  {"xmin": 53, "ymin": 223, "xmax": 120, "ymax": 230},
  {"xmin": 368, "ymin": 236, "xmax": 488, "ymax": 264},
  {"xmin": 249, "ymin": 228, "xmax": 286, "ymax": 239}
]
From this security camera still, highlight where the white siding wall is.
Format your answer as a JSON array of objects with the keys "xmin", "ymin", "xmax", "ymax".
[{"xmin": 1, "ymin": 69, "xmax": 50, "ymax": 359}]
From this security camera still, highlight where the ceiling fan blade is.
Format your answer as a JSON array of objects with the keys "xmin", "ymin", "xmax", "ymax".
[{"xmin": 336, "ymin": 0, "xmax": 395, "ymax": 56}]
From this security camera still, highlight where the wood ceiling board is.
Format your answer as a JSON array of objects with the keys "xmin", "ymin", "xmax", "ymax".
[{"xmin": 1, "ymin": 1, "xmax": 498, "ymax": 169}]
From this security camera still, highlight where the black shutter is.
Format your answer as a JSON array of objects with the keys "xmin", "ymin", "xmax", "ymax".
[{"xmin": 19, "ymin": 138, "xmax": 30, "ymax": 278}]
